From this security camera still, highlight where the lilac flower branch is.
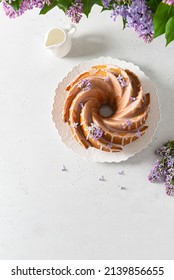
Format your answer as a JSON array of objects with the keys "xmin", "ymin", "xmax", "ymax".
[
  {"xmin": 2, "ymin": 0, "xmax": 174, "ymax": 45},
  {"xmin": 148, "ymin": 141, "xmax": 174, "ymax": 196}
]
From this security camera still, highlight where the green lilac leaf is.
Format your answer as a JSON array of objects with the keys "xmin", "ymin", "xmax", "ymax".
[
  {"xmin": 82, "ymin": 0, "xmax": 98, "ymax": 17},
  {"xmin": 153, "ymin": 2, "xmax": 174, "ymax": 38},
  {"xmin": 56, "ymin": 0, "xmax": 72, "ymax": 13},
  {"xmin": 95, "ymin": 0, "xmax": 103, "ymax": 7},
  {"xmin": 10, "ymin": 0, "xmax": 23, "ymax": 11},
  {"xmin": 165, "ymin": 16, "xmax": 174, "ymax": 45},
  {"xmin": 146, "ymin": 0, "xmax": 162, "ymax": 12},
  {"xmin": 40, "ymin": 0, "xmax": 71, "ymax": 14},
  {"xmin": 40, "ymin": 2, "xmax": 58, "ymax": 15},
  {"xmin": 122, "ymin": 18, "xmax": 127, "ymax": 29},
  {"xmin": 166, "ymin": 141, "xmax": 174, "ymax": 150}
]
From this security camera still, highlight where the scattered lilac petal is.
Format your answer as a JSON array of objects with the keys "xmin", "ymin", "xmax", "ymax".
[
  {"xmin": 118, "ymin": 170, "xmax": 125, "ymax": 175},
  {"xmin": 99, "ymin": 175, "xmax": 105, "ymax": 181},
  {"xmin": 62, "ymin": 165, "xmax": 67, "ymax": 171}
]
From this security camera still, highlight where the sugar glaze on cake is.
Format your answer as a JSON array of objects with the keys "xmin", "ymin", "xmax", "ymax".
[{"xmin": 62, "ymin": 64, "xmax": 150, "ymax": 152}]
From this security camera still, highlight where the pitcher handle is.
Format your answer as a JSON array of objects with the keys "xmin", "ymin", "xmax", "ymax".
[{"xmin": 65, "ymin": 24, "xmax": 77, "ymax": 36}]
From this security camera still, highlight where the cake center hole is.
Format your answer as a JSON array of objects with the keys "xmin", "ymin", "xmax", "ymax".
[{"xmin": 100, "ymin": 104, "xmax": 114, "ymax": 118}]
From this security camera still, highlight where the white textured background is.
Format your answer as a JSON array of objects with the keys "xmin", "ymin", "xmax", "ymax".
[{"xmin": 0, "ymin": 5, "xmax": 174, "ymax": 260}]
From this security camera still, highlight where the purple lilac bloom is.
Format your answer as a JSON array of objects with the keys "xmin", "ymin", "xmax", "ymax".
[
  {"xmin": 106, "ymin": 143, "xmax": 112, "ymax": 149},
  {"xmin": 72, "ymin": 122, "xmax": 78, "ymax": 129},
  {"xmin": 156, "ymin": 146, "xmax": 170, "ymax": 157},
  {"xmin": 126, "ymin": 119, "xmax": 132, "ymax": 127},
  {"xmin": 136, "ymin": 130, "xmax": 141, "ymax": 138},
  {"xmin": 163, "ymin": 0, "xmax": 174, "ymax": 5},
  {"xmin": 148, "ymin": 160, "xmax": 166, "ymax": 183},
  {"xmin": 148, "ymin": 141, "xmax": 174, "ymax": 195},
  {"xmin": 165, "ymin": 170, "xmax": 174, "ymax": 195},
  {"xmin": 111, "ymin": 0, "xmax": 154, "ymax": 42},
  {"xmin": 104, "ymin": 76, "xmax": 110, "ymax": 82},
  {"xmin": 111, "ymin": 3, "xmax": 129, "ymax": 21},
  {"xmin": 166, "ymin": 176, "xmax": 174, "ymax": 194},
  {"xmin": 66, "ymin": 0, "xmax": 83, "ymax": 23},
  {"xmin": 130, "ymin": 96, "xmax": 136, "ymax": 101},
  {"xmin": 2, "ymin": 0, "xmax": 44, "ymax": 18},
  {"xmin": 78, "ymin": 79, "xmax": 92, "ymax": 91},
  {"xmin": 166, "ymin": 185, "xmax": 174, "ymax": 195},
  {"xmin": 117, "ymin": 74, "xmax": 127, "ymax": 88},
  {"xmin": 102, "ymin": 0, "xmax": 111, "ymax": 7},
  {"xmin": 87, "ymin": 123, "xmax": 103, "ymax": 140},
  {"xmin": 156, "ymin": 143, "xmax": 174, "ymax": 158}
]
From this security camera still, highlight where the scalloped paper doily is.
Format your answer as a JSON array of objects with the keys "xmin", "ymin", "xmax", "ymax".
[{"xmin": 52, "ymin": 57, "xmax": 161, "ymax": 162}]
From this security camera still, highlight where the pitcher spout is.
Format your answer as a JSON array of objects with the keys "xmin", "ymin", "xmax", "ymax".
[{"xmin": 44, "ymin": 28, "xmax": 66, "ymax": 48}]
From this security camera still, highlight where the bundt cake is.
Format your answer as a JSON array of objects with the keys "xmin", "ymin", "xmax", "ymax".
[{"xmin": 62, "ymin": 64, "xmax": 150, "ymax": 152}]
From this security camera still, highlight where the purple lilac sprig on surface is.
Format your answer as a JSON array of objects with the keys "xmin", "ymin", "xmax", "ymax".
[
  {"xmin": 111, "ymin": 0, "xmax": 154, "ymax": 43},
  {"xmin": 117, "ymin": 74, "xmax": 127, "ymax": 88},
  {"xmin": 2, "ymin": 0, "xmax": 44, "ymax": 18},
  {"xmin": 148, "ymin": 141, "xmax": 174, "ymax": 196},
  {"xmin": 87, "ymin": 123, "xmax": 103, "ymax": 140},
  {"xmin": 78, "ymin": 79, "xmax": 92, "ymax": 91},
  {"xmin": 66, "ymin": 0, "xmax": 83, "ymax": 24}
]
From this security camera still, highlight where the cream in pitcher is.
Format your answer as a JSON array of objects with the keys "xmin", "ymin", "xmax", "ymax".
[{"xmin": 44, "ymin": 24, "xmax": 76, "ymax": 58}]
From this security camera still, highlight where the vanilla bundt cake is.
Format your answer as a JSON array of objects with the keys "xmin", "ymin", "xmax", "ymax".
[{"xmin": 62, "ymin": 64, "xmax": 150, "ymax": 152}]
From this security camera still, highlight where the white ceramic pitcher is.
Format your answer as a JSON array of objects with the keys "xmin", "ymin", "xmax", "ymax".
[{"xmin": 44, "ymin": 24, "xmax": 76, "ymax": 58}]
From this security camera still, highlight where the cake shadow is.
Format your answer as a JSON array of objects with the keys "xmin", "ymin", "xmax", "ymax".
[
  {"xmin": 140, "ymin": 65, "xmax": 174, "ymax": 142},
  {"xmin": 99, "ymin": 146, "xmax": 156, "ymax": 168}
]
